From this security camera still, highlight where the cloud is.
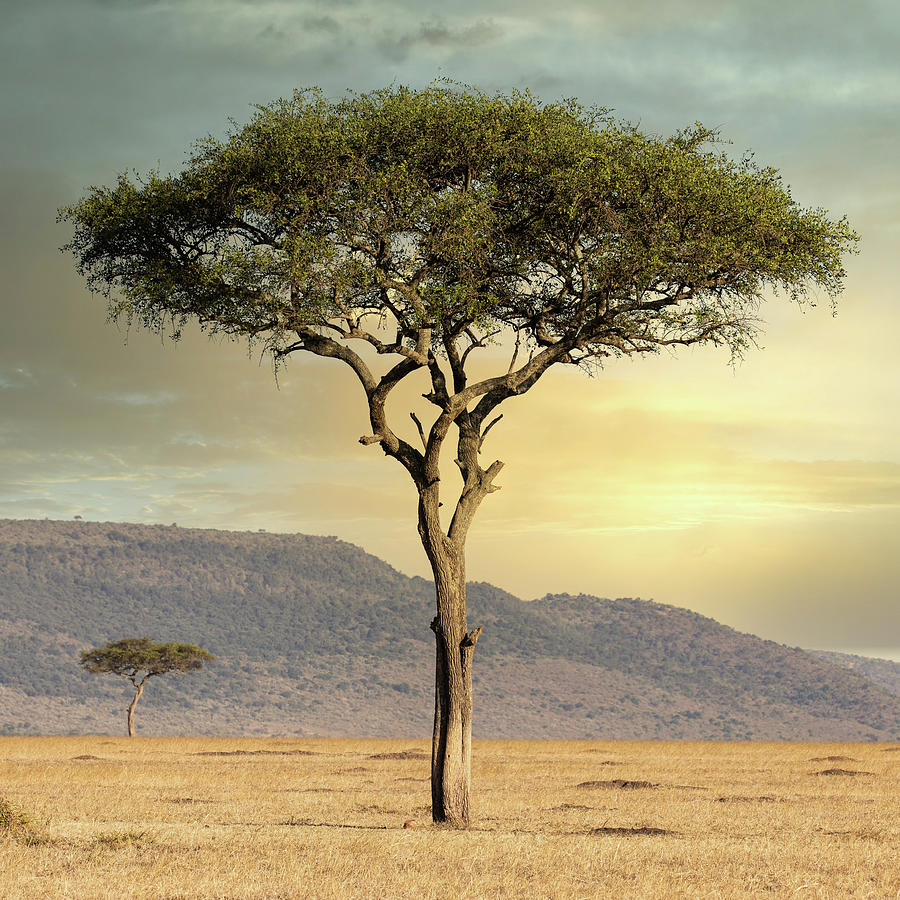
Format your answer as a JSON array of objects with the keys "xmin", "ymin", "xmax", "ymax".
[
  {"xmin": 5, "ymin": 0, "xmax": 898, "ymax": 194},
  {"xmin": 300, "ymin": 15, "xmax": 341, "ymax": 35},
  {"xmin": 378, "ymin": 19, "xmax": 503, "ymax": 62}
]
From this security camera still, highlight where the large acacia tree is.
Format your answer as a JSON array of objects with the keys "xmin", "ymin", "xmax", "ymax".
[{"xmin": 62, "ymin": 85, "xmax": 856, "ymax": 825}]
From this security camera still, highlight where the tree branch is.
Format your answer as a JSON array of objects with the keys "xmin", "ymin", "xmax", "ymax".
[
  {"xmin": 478, "ymin": 414, "xmax": 503, "ymax": 452},
  {"xmin": 278, "ymin": 326, "xmax": 426, "ymax": 484},
  {"xmin": 410, "ymin": 412, "xmax": 427, "ymax": 450},
  {"xmin": 276, "ymin": 327, "xmax": 377, "ymax": 396}
]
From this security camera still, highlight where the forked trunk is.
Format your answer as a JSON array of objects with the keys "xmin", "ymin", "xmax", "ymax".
[
  {"xmin": 426, "ymin": 538, "xmax": 481, "ymax": 827},
  {"xmin": 414, "ymin": 413, "xmax": 494, "ymax": 826},
  {"xmin": 127, "ymin": 680, "xmax": 145, "ymax": 738}
]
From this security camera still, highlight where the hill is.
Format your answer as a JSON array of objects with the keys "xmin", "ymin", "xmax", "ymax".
[
  {"xmin": 1, "ymin": 518, "xmax": 899, "ymax": 740},
  {"xmin": 807, "ymin": 649, "xmax": 900, "ymax": 698}
]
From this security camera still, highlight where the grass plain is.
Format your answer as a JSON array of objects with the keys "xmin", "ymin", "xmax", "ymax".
[{"xmin": 0, "ymin": 736, "xmax": 898, "ymax": 899}]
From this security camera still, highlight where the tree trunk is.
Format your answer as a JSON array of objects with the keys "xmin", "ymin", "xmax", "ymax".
[
  {"xmin": 425, "ymin": 535, "xmax": 480, "ymax": 827},
  {"xmin": 127, "ymin": 680, "xmax": 145, "ymax": 738}
]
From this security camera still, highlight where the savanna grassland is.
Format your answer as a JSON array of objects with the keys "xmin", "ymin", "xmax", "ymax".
[{"xmin": 1, "ymin": 737, "xmax": 898, "ymax": 899}]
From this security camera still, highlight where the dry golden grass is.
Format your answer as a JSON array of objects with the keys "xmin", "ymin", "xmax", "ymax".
[{"xmin": 1, "ymin": 736, "xmax": 897, "ymax": 898}]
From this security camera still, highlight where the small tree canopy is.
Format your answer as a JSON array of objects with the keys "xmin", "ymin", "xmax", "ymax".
[{"xmin": 80, "ymin": 637, "xmax": 215, "ymax": 681}]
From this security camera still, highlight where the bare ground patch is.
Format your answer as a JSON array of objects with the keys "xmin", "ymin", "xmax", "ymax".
[
  {"xmin": 589, "ymin": 825, "xmax": 674, "ymax": 836},
  {"xmin": 576, "ymin": 779, "xmax": 657, "ymax": 789},
  {"xmin": 368, "ymin": 749, "xmax": 429, "ymax": 760},
  {"xmin": 191, "ymin": 749, "xmax": 316, "ymax": 757}
]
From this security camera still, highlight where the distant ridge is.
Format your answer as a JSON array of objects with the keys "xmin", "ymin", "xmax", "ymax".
[
  {"xmin": 1, "ymin": 518, "xmax": 898, "ymax": 740},
  {"xmin": 806, "ymin": 649, "xmax": 900, "ymax": 699}
]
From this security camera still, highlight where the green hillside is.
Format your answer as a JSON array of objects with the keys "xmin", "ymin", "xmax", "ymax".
[
  {"xmin": 807, "ymin": 649, "xmax": 900, "ymax": 698},
  {"xmin": 1, "ymin": 518, "xmax": 898, "ymax": 740}
]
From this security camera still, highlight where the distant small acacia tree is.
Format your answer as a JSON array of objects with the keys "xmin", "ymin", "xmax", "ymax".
[
  {"xmin": 80, "ymin": 638, "xmax": 215, "ymax": 737},
  {"xmin": 62, "ymin": 84, "xmax": 857, "ymax": 824}
]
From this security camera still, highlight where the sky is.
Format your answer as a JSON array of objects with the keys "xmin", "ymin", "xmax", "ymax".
[{"xmin": 2, "ymin": 0, "xmax": 899, "ymax": 658}]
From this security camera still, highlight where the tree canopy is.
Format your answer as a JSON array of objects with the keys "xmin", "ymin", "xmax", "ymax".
[
  {"xmin": 62, "ymin": 83, "xmax": 856, "ymax": 383},
  {"xmin": 80, "ymin": 638, "xmax": 215, "ymax": 680}
]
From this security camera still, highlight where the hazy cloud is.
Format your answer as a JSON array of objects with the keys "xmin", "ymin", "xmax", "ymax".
[
  {"xmin": 378, "ymin": 18, "xmax": 503, "ymax": 62},
  {"xmin": 300, "ymin": 15, "xmax": 341, "ymax": 34}
]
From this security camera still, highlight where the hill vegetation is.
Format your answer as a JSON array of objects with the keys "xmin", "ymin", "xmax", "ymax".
[
  {"xmin": 1, "ymin": 518, "xmax": 898, "ymax": 740},
  {"xmin": 807, "ymin": 649, "xmax": 900, "ymax": 698}
]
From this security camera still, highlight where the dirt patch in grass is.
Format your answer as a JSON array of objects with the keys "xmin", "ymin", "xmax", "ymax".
[
  {"xmin": 821, "ymin": 828, "xmax": 886, "ymax": 841},
  {"xmin": 167, "ymin": 797, "xmax": 215, "ymax": 804},
  {"xmin": 809, "ymin": 755, "xmax": 857, "ymax": 762},
  {"xmin": 192, "ymin": 749, "xmax": 316, "ymax": 757},
  {"xmin": 368, "ymin": 750, "xmax": 429, "ymax": 760},
  {"xmin": 577, "ymin": 779, "xmax": 656, "ymax": 790},
  {"xmin": 588, "ymin": 825, "xmax": 673, "ymax": 836},
  {"xmin": 93, "ymin": 830, "xmax": 150, "ymax": 847},
  {"xmin": 717, "ymin": 795, "xmax": 778, "ymax": 803},
  {"xmin": 295, "ymin": 787, "xmax": 349, "ymax": 793},
  {"xmin": 548, "ymin": 804, "xmax": 596, "ymax": 811},
  {"xmin": 581, "ymin": 752, "xmax": 622, "ymax": 764},
  {"xmin": 71, "ymin": 754, "xmax": 102, "ymax": 760},
  {"xmin": 280, "ymin": 818, "xmax": 392, "ymax": 830},
  {"xmin": 810, "ymin": 768, "xmax": 874, "ymax": 776}
]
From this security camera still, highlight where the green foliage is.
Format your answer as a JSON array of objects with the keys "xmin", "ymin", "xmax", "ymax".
[
  {"xmin": 61, "ymin": 84, "xmax": 857, "ymax": 363},
  {"xmin": 80, "ymin": 637, "xmax": 215, "ymax": 682}
]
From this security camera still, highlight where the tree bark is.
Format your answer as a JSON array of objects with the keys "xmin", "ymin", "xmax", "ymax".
[
  {"xmin": 127, "ymin": 680, "xmax": 145, "ymax": 738},
  {"xmin": 422, "ymin": 521, "xmax": 480, "ymax": 827}
]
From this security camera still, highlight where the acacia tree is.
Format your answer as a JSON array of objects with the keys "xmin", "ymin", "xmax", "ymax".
[
  {"xmin": 61, "ymin": 85, "xmax": 856, "ymax": 825},
  {"xmin": 80, "ymin": 638, "xmax": 215, "ymax": 737}
]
